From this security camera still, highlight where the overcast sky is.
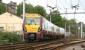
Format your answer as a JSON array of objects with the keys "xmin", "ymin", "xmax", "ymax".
[{"xmin": 2, "ymin": 0, "xmax": 85, "ymax": 23}]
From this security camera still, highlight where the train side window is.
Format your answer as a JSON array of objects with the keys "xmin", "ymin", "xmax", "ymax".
[
  {"xmin": 44, "ymin": 24, "xmax": 47, "ymax": 29},
  {"xmin": 51, "ymin": 27, "xmax": 54, "ymax": 31},
  {"xmin": 44, "ymin": 23, "xmax": 48, "ymax": 29},
  {"xmin": 56, "ymin": 29, "xmax": 57, "ymax": 32},
  {"xmin": 56, "ymin": 29, "xmax": 59, "ymax": 32}
]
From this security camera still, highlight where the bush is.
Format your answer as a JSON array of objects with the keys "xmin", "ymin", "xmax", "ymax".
[{"xmin": 0, "ymin": 32, "xmax": 23, "ymax": 44}]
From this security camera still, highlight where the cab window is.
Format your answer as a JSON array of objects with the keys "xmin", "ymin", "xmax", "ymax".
[{"xmin": 25, "ymin": 17, "xmax": 40, "ymax": 25}]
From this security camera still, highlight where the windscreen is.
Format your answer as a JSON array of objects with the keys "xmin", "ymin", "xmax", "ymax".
[{"xmin": 25, "ymin": 17, "xmax": 40, "ymax": 25}]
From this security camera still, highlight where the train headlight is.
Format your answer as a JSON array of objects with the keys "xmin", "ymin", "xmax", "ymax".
[
  {"xmin": 29, "ymin": 34, "xmax": 35, "ymax": 38},
  {"xmin": 29, "ymin": 34, "xmax": 36, "ymax": 40}
]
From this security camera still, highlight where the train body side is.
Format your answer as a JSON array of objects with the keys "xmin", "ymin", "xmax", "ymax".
[
  {"xmin": 23, "ymin": 13, "xmax": 66, "ymax": 42},
  {"xmin": 42, "ymin": 17, "xmax": 59, "ymax": 34},
  {"xmin": 41, "ymin": 17, "xmax": 65, "ymax": 39}
]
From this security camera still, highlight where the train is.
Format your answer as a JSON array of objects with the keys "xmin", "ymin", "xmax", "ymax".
[{"xmin": 23, "ymin": 13, "xmax": 66, "ymax": 42}]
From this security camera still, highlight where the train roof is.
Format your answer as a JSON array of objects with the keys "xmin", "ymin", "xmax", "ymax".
[
  {"xmin": 25, "ymin": 13, "xmax": 41, "ymax": 18},
  {"xmin": 59, "ymin": 28, "xmax": 65, "ymax": 30},
  {"xmin": 42, "ymin": 17, "xmax": 59, "ymax": 28}
]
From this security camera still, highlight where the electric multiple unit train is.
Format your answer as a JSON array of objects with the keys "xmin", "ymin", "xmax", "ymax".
[{"xmin": 23, "ymin": 13, "xmax": 66, "ymax": 42}]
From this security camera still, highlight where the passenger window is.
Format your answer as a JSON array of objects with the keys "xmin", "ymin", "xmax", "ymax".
[{"xmin": 51, "ymin": 27, "xmax": 54, "ymax": 31}]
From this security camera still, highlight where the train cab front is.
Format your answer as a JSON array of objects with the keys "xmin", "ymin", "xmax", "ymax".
[
  {"xmin": 23, "ymin": 14, "xmax": 42, "ymax": 42},
  {"xmin": 24, "ymin": 25, "xmax": 40, "ymax": 41}
]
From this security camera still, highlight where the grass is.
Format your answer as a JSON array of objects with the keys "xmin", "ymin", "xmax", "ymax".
[{"xmin": 0, "ymin": 32, "xmax": 23, "ymax": 44}]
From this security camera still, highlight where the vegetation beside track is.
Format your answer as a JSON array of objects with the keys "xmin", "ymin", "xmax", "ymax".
[{"xmin": 0, "ymin": 32, "xmax": 23, "ymax": 44}]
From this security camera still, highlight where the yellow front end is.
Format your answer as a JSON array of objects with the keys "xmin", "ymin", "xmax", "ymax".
[
  {"xmin": 25, "ymin": 25, "xmax": 40, "ymax": 33},
  {"xmin": 24, "ymin": 13, "xmax": 41, "ymax": 33},
  {"xmin": 24, "ymin": 13, "xmax": 42, "ymax": 41}
]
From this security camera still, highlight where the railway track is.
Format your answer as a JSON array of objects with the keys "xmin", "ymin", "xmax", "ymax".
[
  {"xmin": 0, "ymin": 40, "xmax": 62, "ymax": 50},
  {"xmin": 0, "ymin": 39, "xmax": 84, "ymax": 50},
  {"xmin": 40, "ymin": 40, "xmax": 85, "ymax": 50}
]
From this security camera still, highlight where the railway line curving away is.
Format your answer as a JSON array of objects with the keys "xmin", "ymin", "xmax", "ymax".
[{"xmin": 0, "ymin": 39, "xmax": 84, "ymax": 50}]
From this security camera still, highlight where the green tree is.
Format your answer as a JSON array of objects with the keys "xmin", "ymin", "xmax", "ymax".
[
  {"xmin": 0, "ymin": 3, "xmax": 6, "ymax": 14},
  {"xmin": 25, "ymin": 4, "xmax": 34, "ymax": 13},
  {"xmin": 17, "ymin": 3, "xmax": 34, "ymax": 16},
  {"xmin": 34, "ymin": 5, "xmax": 46, "ymax": 16},
  {"xmin": 46, "ymin": 10, "xmax": 64, "ymax": 27},
  {"xmin": 67, "ymin": 19, "xmax": 76, "ymax": 25},
  {"xmin": 17, "ymin": 3, "xmax": 46, "ymax": 17},
  {"xmin": 0, "ymin": 32, "xmax": 22, "ymax": 44},
  {"xmin": 66, "ymin": 19, "xmax": 77, "ymax": 34},
  {"xmin": 17, "ymin": 3, "xmax": 23, "ymax": 16}
]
